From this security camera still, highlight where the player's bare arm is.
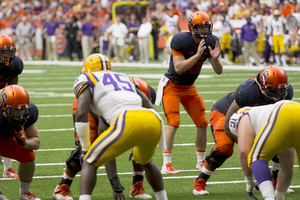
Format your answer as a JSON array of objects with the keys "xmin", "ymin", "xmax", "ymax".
[
  {"xmin": 8, "ymin": 76, "xmax": 18, "ymax": 85},
  {"xmin": 208, "ymin": 40, "xmax": 222, "ymax": 75},
  {"xmin": 173, "ymin": 39, "xmax": 206, "ymax": 74},
  {"xmin": 224, "ymin": 100, "xmax": 241, "ymax": 133},
  {"xmin": 76, "ymin": 88, "xmax": 93, "ymax": 123},
  {"xmin": 237, "ymin": 115, "xmax": 255, "ymax": 177},
  {"xmin": 23, "ymin": 124, "xmax": 40, "ymax": 150}
]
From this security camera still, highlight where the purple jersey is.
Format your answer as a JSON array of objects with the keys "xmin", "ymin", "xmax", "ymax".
[
  {"xmin": 164, "ymin": 32, "xmax": 218, "ymax": 86},
  {"xmin": 43, "ymin": 20, "xmax": 59, "ymax": 36},
  {"xmin": 81, "ymin": 22, "xmax": 94, "ymax": 36},
  {"xmin": 126, "ymin": 20, "xmax": 140, "ymax": 35}
]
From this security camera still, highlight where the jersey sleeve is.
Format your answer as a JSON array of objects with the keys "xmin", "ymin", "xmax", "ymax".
[
  {"xmin": 235, "ymin": 85, "xmax": 251, "ymax": 108},
  {"xmin": 73, "ymin": 74, "xmax": 89, "ymax": 98},
  {"xmin": 24, "ymin": 103, "xmax": 39, "ymax": 129},
  {"xmin": 12, "ymin": 56, "xmax": 24, "ymax": 76}
]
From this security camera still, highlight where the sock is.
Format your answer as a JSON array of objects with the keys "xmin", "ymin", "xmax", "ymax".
[
  {"xmin": 20, "ymin": 180, "xmax": 31, "ymax": 194},
  {"xmin": 196, "ymin": 150, "xmax": 206, "ymax": 163},
  {"xmin": 3, "ymin": 157, "xmax": 11, "ymax": 171},
  {"xmin": 59, "ymin": 171, "xmax": 75, "ymax": 186},
  {"xmin": 132, "ymin": 170, "xmax": 144, "ymax": 184},
  {"xmin": 197, "ymin": 164, "xmax": 214, "ymax": 181},
  {"xmin": 252, "ymin": 160, "xmax": 272, "ymax": 185},
  {"xmin": 163, "ymin": 152, "xmax": 172, "ymax": 166},
  {"xmin": 79, "ymin": 194, "xmax": 92, "ymax": 200},
  {"xmin": 275, "ymin": 55, "xmax": 280, "ymax": 65},
  {"xmin": 275, "ymin": 190, "xmax": 285, "ymax": 200},
  {"xmin": 155, "ymin": 190, "xmax": 168, "ymax": 200},
  {"xmin": 281, "ymin": 55, "xmax": 287, "ymax": 65},
  {"xmin": 259, "ymin": 180, "xmax": 275, "ymax": 200}
]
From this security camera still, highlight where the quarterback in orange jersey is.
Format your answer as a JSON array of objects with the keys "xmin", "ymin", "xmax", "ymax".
[
  {"xmin": 0, "ymin": 34, "xmax": 25, "ymax": 180},
  {"xmin": 0, "ymin": 85, "xmax": 41, "ymax": 200},
  {"xmin": 53, "ymin": 53, "xmax": 156, "ymax": 200},
  {"xmin": 155, "ymin": 11, "xmax": 222, "ymax": 175}
]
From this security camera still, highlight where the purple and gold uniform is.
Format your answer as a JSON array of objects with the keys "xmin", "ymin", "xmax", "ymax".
[
  {"xmin": 162, "ymin": 32, "xmax": 218, "ymax": 128},
  {"xmin": 0, "ymin": 103, "xmax": 38, "ymax": 163}
]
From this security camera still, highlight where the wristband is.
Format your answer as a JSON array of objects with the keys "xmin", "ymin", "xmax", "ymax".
[
  {"xmin": 0, "ymin": 191, "xmax": 3, "ymax": 195},
  {"xmin": 110, "ymin": 177, "xmax": 125, "ymax": 193}
]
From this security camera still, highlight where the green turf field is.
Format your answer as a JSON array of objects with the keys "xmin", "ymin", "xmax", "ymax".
[{"xmin": 1, "ymin": 63, "xmax": 300, "ymax": 200}]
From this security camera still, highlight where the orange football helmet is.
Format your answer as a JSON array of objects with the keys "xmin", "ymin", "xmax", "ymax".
[
  {"xmin": 0, "ymin": 35, "xmax": 16, "ymax": 66},
  {"xmin": 134, "ymin": 78, "xmax": 150, "ymax": 99},
  {"xmin": 256, "ymin": 66, "xmax": 289, "ymax": 102},
  {"xmin": 0, "ymin": 85, "xmax": 31, "ymax": 126},
  {"xmin": 188, "ymin": 11, "xmax": 212, "ymax": 38}
]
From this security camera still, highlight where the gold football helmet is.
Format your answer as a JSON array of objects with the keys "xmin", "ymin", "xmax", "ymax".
[{"xmin": 82, "ymin": 53, "xmax": 112, "ymax": 73}]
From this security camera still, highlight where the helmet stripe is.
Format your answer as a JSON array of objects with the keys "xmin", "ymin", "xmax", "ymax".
[{"xmin": 97, "ymin": 54, "xmax": 108, "ymax": 71}]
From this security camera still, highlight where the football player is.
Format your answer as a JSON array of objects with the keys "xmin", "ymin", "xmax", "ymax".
[
  {"xmin": 0, "ymin": 85, "xmax": 41, "ymax": 200},
  {"xmin": 193, "ymin": 66, "xmax": 294, "ymax": 196},
  {"xmin": 0, "ymin": 34, "xmax": 24, "ymax": 180},
  {"xmin": 53, "ymin": 54, "xmax": 156, "ymax": 200},
  {"xmin": 155, "ymin": 11, "xmax": 222, "ymax": 175},
  {"xmin": 229, "ymin": 100, "xmax": 298, "ymax": 200},
  {"xmin": 270, "ymin": 10, "xmax": 288, "ymax": 67},
  {"xmin": 73, "ymin": 56, "xmax": 167, "ymax": 200}
]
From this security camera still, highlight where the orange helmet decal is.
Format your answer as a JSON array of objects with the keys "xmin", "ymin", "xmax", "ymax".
[
  {"xmin": 134, "ymin": 78, "xmax": 151, "ymax": 99},
  {"xmin": 256, "ymin": 66, "xmax": 289, "ymax": 102}
]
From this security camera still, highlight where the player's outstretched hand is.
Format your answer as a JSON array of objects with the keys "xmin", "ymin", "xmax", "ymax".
[
  {"xmin": 0, "ymin": 194, "xmax": 9, "ymax": 200},
  {"xmin": 80, "ymin": 151, "xmax": 87, "ymax": 165},
  {"xmin": 208, "ymin": 40, "xmax": 221, "ymax": 59},
  {"xmin": 246, "ymin": 180, "xmax": 259, "ymax": 200},
  {"xmin": 112, "ymin": 190, "xmax": 126, "ymax": 200}
]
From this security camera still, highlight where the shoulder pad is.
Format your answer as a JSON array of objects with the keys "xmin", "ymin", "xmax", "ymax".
[{"xmin": 171, "ymin": 32, "xmax": 192, "ymax": 50}]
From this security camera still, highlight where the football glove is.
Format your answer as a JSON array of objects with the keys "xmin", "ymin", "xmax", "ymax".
[
  {"xmin": 245, "ymin": 176, "xmax": 259, "ymax": 200},
  {"xmin": 12, "ymin": 128, "xmax": 26, "ymax": 146},
  {"xmin": 80, "ymin": 151, "xmax": 87, "ymax": 165}
]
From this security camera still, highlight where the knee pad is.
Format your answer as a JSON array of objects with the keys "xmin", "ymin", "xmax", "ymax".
[
  {"xmin": 66, "ymin": 145, "xmax": 82, "ymax": 174},
  {"xmin": 205, "ymin": 149, "xmax": 229, "ymax": 169},
  {"xmin": 167, "ymin": 113, "xmax": 180, "ymax": 127}
]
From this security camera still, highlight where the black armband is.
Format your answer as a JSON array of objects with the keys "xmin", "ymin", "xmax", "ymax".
[{"xmin": 110, "ymin": 177, "xmax": 125, "ymax": 193}]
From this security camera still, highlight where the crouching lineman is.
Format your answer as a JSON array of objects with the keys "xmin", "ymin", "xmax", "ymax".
[
  {"xmin": 0, "ymin": 85, "xmax": 41, "ymax": 200},
  {"xmin": 74, "ymin": 54, "xmax": 167, "ymax": 200},
  {"xmin": 229, "ymin": 100, "xmax": 298, "ymax": 200},
  {"xmin": 54, "ymin": 53, "xmax": 160, "ymax": 200}
]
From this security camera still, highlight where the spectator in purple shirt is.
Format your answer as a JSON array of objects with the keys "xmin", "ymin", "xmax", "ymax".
[
  {"xmin": 80, "ymin": 13, "xmax": 94, "ymax": 60},
  {"xmin": 43, "ymin": 14, "xmax": 59, "ymax": 61},
  {"xmin": 240, "ymin": 15, "xmax": 260, "ymax": 67},
  {"xmin": 126, "ymin": 13, "xmax": 140, "ymax": 61}
]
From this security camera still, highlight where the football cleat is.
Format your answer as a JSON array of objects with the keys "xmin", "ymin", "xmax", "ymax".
[
  {"xmin": 193, "ymin": 179, "xmax": 209, "ymax": 195},
  {"xmin": 53, "ymin": 184, "xmax": 73, "ymax": 200},
  {"xmin": 196, "ymin": 160, "xmax": 206, "ymax": 171},
  {"xmin": 161, "ymin": 162, "xmax": 180, "ymax": 174},
  {"xmin": 129, "ymin": 181, "xmax": 152, "ymax": 199},
  {"xmin": 3, "ymin": 167, "xmax": 19, "ymax": 179},
  {"xmin": 272, "ymin": 178, "xmax": 294, "ymax": 194},
  {"xmin": 19, "ymin": 191, "xmax": 41, "ymax": 200}
]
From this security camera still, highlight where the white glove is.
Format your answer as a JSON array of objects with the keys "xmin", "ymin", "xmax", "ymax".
[{"xmin": 245, "ymin": 176, "xmax": 259, "ymax": 200}]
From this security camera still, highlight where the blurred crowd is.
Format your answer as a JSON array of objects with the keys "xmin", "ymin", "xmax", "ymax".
[{"xmin": 1, "ymin": 0, "xmax": 300, "ymax": 66}]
